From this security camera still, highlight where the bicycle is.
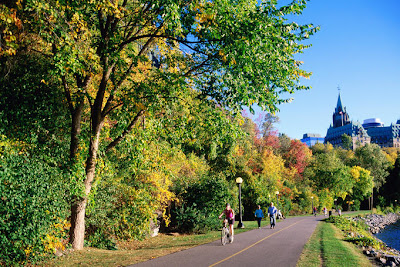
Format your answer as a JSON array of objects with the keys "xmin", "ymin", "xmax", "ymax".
[{"xmin": 221, "ymin": 219, "xmax": 233, "ymax": 245}]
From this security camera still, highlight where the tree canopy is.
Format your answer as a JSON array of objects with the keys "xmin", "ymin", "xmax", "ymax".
[{"xmin": 2, "ymin": 0, "xmax": 319, "ymax": 250}]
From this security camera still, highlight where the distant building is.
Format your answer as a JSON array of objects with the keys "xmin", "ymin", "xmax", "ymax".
[
  {"xmin": 324, "ymin": 93, "xmax": 370, "ymax": 149},
  {"xmin": 324, "ymin": 93, "xmax": 400, "ymax": 149},
  {"xmin": 365, "ymin": 119, "xmax": 400, "ymax": 148},
  {"xmin": 362, "ymin": 118, "xmax": 384, "ymax": 129},
  {"xmin": 301, "ymin": 133, "xmax": 324, "ymax": 147}
]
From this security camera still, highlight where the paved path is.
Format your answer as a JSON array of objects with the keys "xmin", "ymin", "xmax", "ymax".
[{"xmin": 131, "ymin": 215, "xmax": 323, "ymax": 267}]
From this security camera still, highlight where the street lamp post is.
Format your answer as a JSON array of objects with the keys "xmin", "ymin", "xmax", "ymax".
[
  {"xmin": 275, "ymin": 191, "xmax": 279, "ymax": 209},
  {"xmin": 236, "ymin": 177, "xmax": 244, "ymax": 228},
  {"xmin": 334, "ymin": 199, "xmax": 337, "ymax": 212}
]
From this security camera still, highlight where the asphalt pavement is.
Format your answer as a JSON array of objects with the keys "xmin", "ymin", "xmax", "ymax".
[{"xmin": 131, "ymin": 215, "xmax": 323, "ymax": 267}]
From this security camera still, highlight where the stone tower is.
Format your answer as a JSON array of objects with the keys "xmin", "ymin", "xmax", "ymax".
[{"xmin": 332, "ymin": 93, "xmax": 350, "ymax": 128}]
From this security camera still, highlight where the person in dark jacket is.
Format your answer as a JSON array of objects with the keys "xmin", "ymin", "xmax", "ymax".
[
  {"xmin": 254, "ymin": 205, "xmax": 264, "ymax": 228},
  {"xmin": 268, "ymin": 202, "xmax": 277, "ymax": 229}
]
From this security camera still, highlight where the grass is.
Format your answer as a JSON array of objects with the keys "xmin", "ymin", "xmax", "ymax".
[
  {"xmin": 40, "ymin": 220, "xmax": 260, "ymax": 267},
  {"xmin": 297, "ymin": 219, "xmax": 373, "ymax": 267},
  {"xmin": 42, "ymin": 213, "xmax": 375, "ymax": 267}
]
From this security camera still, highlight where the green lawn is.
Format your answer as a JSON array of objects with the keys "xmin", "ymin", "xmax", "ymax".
[{"xmin": 297, "ymin": 220, "xmax": 373, "ymax": 267}]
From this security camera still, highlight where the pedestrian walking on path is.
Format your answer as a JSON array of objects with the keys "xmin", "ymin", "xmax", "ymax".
[
  {"xmin": 267, "ymin": 202, "xmax": 277, "ymax": 229},
  {"xmin": 254, "ymin": 205, "xmax": 264, "ymax": 228}
]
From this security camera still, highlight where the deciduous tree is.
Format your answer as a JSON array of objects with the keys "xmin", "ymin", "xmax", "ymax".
[{"xmin": 18, "ymin": 0, "xmax": 318, "ymax": 249}]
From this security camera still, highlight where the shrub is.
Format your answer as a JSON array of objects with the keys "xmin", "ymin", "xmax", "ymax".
[
  {"xmin": 0, "ymin": 139, "xmax": 68, "ymax": 266},
  {"xmin": 86, "ymin": 177, "xmax": 157, "ymax": 243},
  {"xmin": 328, "ymin": 214, "xmax": 383, "ymax": 250},
  {"xmin": 345, "ymin": 236, "xmax": 383, "ymax": 249},
  {"xmin": 171, "ymin": 174, "xmax": 234, "ymax": 233},
  {"xmin": 383, "ymin": 205, "xmax": 394, "ymax": 214}
]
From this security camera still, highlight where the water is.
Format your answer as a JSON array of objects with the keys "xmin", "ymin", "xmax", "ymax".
[{"xmin": 375, "ymin": 220, "xmax": 400, "ymax": 251}]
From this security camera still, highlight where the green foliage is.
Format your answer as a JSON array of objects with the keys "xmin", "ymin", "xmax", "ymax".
[
  {"xmin": 86, "ymin": 171, "xmax": 158, "ymax": 242},
  {"xmin": 0, "ymin": 137, "xmax": 69, "ymax": 266},
  {"xmin": 13, "ymin": 0, "xmax": 319, "ymax": 250},
  {"xmin": 171, "ymin": 174, "xmax": 234, "ymax": 233},
  {"xmin": 354, "ymin": 144, "xmax": 390, "ymax": 189},
  {"xmin": 326, "ymin": 215, "xmax": 385, "ymax": 250},
  {"xmin": 173, "ymin": 204, "xmax": 218, "ymax": 234},
  {"xmin": 85, "ymin": 229, "xmax": 117, "ymax": 250},
  {"xmin": 344, "ymin": 236, "xmax": 383, "ymax": 248},
  {"xmin": 327, "ymin": 215, "xmax": 368, "ymax": 232},
  {"xmin": 381, "ymin": 155, "xmax": 400, "ymax": 205},
  {"xmin": 0, "ymin": 54, "xmax": 68, "ymax": 144},
  {"xmin": 341, "ymin": 134, "xmax": 353, "ymax": 150}
]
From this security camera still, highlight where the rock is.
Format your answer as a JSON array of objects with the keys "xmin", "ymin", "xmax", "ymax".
[
  {"xmin": 55, "ymin": 249, "xmax": 63, "ymax": 257},
  {"xmin": 149, "ymin": 219, "xmax": 159, "ymax": 237},
  {"xmin": 150, "ymin": 210, "xmax": 163, "ymax": 237},
  {"xmin": 386, "ymin": 257, "xmax": 400, "ymax": 267},
  {"xmin": 379, "ymin": 257, "xmax": 387, "ymax": 264}
]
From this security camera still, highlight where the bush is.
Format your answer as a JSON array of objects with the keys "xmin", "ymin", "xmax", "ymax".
[
  {"xmin": 86, "ymin": 177, "xmax": 157, "ymax": 243},
  {"xmin": 351, "ymin": 199, "xmax": 361, "ymax": 211},
  {"xmin": 0, "ymin": 139, "xmax": 69, "ymax": 266},
  {"xmin": 328, "ymin": 214, "xmax": 383, "ymax": 250},
  {"xmin": 383, "ymin": 205, "xmax": 394, "ymax": 214},
  {"xmin": 345, "ymin": 236, "xmax": 383, "ymax": 248},
  {"xmin": 85, "ymin": 229, "xmax": 117, "ymax": 250},
  {"xmin": 173, "ymin": 204, "xmax": 218, "ymax": 234},
  {"xmin": 171, "ymin": 174, "xmax": 234, "ymax": 233}
]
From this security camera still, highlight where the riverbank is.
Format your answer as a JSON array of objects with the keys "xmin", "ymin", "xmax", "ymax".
[
  {"xmin": 358, "ymin": 213, "xmax": 400, "ymax": 234},
  {"xmin": 355, "ymin": 212, "xmax": 400, "ymax": 266}
]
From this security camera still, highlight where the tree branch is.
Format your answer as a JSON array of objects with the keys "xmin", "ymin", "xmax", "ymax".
[
  {"xmin": 62, "ymin": 76, "xmax": 74, "ymax": 114},
  {"xmin": 105, "ymin": 109, "xmax": 145, "ymax": 153},
  {"xmin": 183, "ymin": 54, "xmax": 216, "ymax": 77}
]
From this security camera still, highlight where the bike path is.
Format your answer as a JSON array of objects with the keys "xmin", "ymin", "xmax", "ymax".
[{"xmin": 131, "ymin": 215, "xmax": 322, "ymax": 267}]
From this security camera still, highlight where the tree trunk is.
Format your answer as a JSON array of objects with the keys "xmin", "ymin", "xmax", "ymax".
[
  {"xmin": 68, "ymin": 64, "xmax": 109, "ymax": 249},
  {"xmin": 69, "ymin": 197, "xmax": 87, "ymax": 249}
]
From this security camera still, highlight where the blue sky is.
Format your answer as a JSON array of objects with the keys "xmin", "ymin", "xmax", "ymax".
[{"xmin": 253, "ymin": 0, "xmax": 400, "ymax": 140}]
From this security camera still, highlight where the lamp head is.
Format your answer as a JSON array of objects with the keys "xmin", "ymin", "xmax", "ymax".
[{"xmin": 236, "ymin": 177, "xmax": 243, "ymax": 184}]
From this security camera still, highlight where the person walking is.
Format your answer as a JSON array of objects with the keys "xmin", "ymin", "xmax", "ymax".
[
  {"xmin": 267, "ymin": 202, "xmax": 277, "ymax": 229},
  {"xmin": 254, "ymin": 205, "xmax": 264, "ymax": 229}
]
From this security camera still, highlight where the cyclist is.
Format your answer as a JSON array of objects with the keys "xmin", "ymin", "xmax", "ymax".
[{"xmin": 218, "ymin": 203, "xmax": 235, "ymax": 241}]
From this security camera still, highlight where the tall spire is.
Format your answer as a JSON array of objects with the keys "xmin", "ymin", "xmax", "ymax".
[
  {"xmin": 336, "ymin": 86, "xmax": 343, "ymax": 112},
  {"xmin": 332, "ymin": 86, "xmax": 350, "ymax": 128}
]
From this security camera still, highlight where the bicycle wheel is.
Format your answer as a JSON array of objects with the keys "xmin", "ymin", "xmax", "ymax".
[{"xmin": 221, "ymin": 227, "xmax": 228, "ymax": 246}]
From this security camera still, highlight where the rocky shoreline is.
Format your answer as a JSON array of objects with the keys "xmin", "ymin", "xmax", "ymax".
[
  {"xmin": 359, "ymin": 213, "xmax": 400, "ymax": 234},
  {"xmin": 356, "ymin": 213, "xmax": 400, "ymax": 266}
]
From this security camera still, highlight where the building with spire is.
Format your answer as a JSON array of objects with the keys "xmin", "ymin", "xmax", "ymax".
[
  {"xmin": 332, "ymin": 93, "xmax": 350, "ymax": 128},
  {"xmin": 324, "ymin": 93, "xmax": 370, "ymax": 149},
  {"xmin": 301, "ymin": 91, "xmax": 400, "ymax": 149}
]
